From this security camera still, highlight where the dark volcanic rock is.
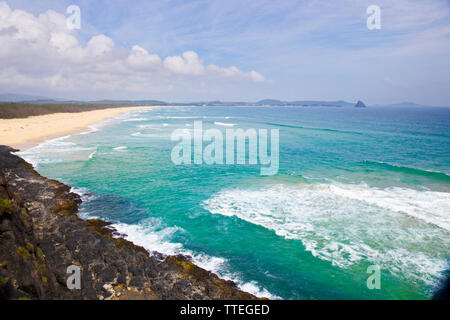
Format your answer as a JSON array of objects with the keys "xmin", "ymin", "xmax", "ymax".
[
  {"xmin": 0, "ymin": 146, "xmax": 258, "ymax": 300},
  {"xmin": 433, "ymin": 270, "xmax": 450, "ymax": 300},
  {"xmin": 355, "ymin": 100, "xmax": 367, "ymax": 108}
]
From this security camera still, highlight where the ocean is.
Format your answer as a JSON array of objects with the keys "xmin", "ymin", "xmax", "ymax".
[{"xmin": 18, "ymin": 105, "xmax": 450, "ymax": 299}]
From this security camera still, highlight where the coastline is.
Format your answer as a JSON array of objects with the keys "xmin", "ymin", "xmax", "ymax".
[
  {"xmin": 0, "ymin": 145, "xmax": 258, "ymax": 300},
  {"xmin": 0, "ymin": 106, "xmax": 263, "ymax": 300},
  {"xmin": 0, "ymin": 106, "xmax": 158, "ymax": 151}
]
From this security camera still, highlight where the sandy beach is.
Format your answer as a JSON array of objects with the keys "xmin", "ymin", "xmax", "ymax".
[{"xmin": 0, "ymin": 106, "xmax": 158, "ymax": 151}]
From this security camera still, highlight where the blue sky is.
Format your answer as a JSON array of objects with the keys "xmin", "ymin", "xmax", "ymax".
[{"xmin": 2, "ymin": 0, "xmax": 450, "ymax": 105}]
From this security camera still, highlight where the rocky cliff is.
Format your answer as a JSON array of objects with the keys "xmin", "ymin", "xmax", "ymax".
[{"xmin": 0, "ymin": 146, "xmax": 257, "ymax": 300}]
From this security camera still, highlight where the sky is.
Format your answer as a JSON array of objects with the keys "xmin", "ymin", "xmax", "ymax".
[{"xmin": 0, "ymin": 0, "xmax": 449, "ymax": 105}]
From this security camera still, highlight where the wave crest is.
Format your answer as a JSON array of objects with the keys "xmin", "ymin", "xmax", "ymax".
[{"xmin": 203, "ymin": 182, "xmax": 450, "ymax": 286}]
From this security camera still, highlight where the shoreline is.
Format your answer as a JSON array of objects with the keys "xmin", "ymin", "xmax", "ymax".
[
  {"xmin": 0, "ymin": 106, "xmax": 159, "ymax": 151},
  {"xmin": 0, "ymin": 106, "xmax": 268, "ymax": 299},
  {"xmin": 0, "ymin": 145, "xmax": 258, "ymax": 300}
]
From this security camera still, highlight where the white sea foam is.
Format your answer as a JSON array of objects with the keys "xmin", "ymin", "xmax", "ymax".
[
  {"xmin": 327, "ymin": 183, "xmax": 450, "ymax": 231},
  {"xmin": 203, "ymin": 182, "xmax": 450, "ymax": 286},
  {"xmin": 88, "ymin": 149, "xmax": 97, "ymax": 159},
  {"xmin": 109, "ymin": 219, "xmax": 277, "ymax": 298},
  {"xmin": 122, "ymin": 117, "xmax": 149, "ymax": 122},
  {"xmin": 16, "ymin": 136, "xmax": 93, "ymax": 168},
  {"xmin": 70, "ymin": 186, "xmax": 91, "ymax": 198},
  {"xmin": 79, "ymin": 125, "xmax": 101, "ymax": 135},
  {"xmin": 239, "ymin": 281, "xmax": 278, "ymax": 299},
  {"xmin": 70, "ymin": 186, "xmax": 97, "ymax": 201},
  {"xmin": 113, "ymin": 146, "xmax": 128, "ymax": 151},
  {"xmin": 157, "ymin": 116, "xmax": 201, "ymax": 119},
  {"xmin": 135, "ymin": 124, "xmax": 162, "ymax": 131},
  {"xmin": 214, "ymin": 122, "xmax": 236, "ymax": 127},
  {"xmin": 131, "ymin": 132, "xmax": 159, "ymax": 138},
  {"xmin": 18, "ymin": 108, "xmax": 150, "ymax": 165},
  {"xmin": 80, "ymin": 110, "xmax": 136, "ymax": 134},
  {"xmin": 112, "ymin": 220, "xmax": 184, "ymax": 255},
  {"xmin": 14, "ymin": 107, "xmax": 146, "ymax": 165}
]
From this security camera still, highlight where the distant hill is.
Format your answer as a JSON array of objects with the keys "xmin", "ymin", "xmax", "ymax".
[
  {"xmin": 257, "ymin": 99, "xmax": 355, "ymax": 107},
  {"xmin": 258, "ymin": 99, "xmax": 284, "ymax": 105},
  {"xmin": 0, "ymin": 93, "xmax": 52, "ymax": 102},
  {"xmin": 88, "ymin": 100, "xmax": 168, "ymax": 106},
  {"xmin": 0, "ymin": 94, "xmax": 170, "ymax": 106},
  {"xmin": 0, "ymin": 93, "xmax": 365, "ymax": 107}
]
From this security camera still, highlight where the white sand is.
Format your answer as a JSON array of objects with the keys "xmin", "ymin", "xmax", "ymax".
[{"xmin": 0, "ymin": 106, "xmax": 159, "ymax": 150}]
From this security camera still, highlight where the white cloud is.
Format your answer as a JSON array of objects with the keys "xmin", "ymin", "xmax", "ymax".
[
  {"xmin": 164, "ymin": 50, "xmax": 205, "ymax": 75},
  {"xmin": 0, "ymin": 2, "xmax": 265, "ymax": 98},
  {"xmin": 50, "ymin": 32, "xmax": 78, "ymax": 52},
  {"xmin": 248, "ymin": 70, "xmax": 265, "ymax": 82},
  {"xmin": 127, "ymin": 45, "xmax": 162, "ymax": 71},
  {"xmin": 87, "ymin": 35, "xmax": 114, "ymax": 56},
  {"xmin": 207, "ymin": 64, "xmax": 265, "ymax": 82}
]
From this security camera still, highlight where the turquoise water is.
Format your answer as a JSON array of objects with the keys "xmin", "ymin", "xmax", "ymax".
[{"xmin": 19, "ymin": 106, "xmax": 450, "ymax": 299}]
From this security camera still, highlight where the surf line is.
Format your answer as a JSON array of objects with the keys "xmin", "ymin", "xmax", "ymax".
[{"xmin": 170, "ymin": 120, "xmax": 279, "ymax": 175}]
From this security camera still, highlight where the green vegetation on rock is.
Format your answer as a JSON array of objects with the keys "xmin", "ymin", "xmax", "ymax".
[
  {"xmin": 0, "ymin": 198, "xmax": 13, "ymax": 216},
  {"xmin": 24, "ymin": 239, "xmax": 34, "ymax": 253},
  {"xmin": 16, "ymin": 246, "xmax": 30, "ymax": 260},
  {"xmin": 36, "ymin": 248, "xmax": 44, "ymax": 261}
]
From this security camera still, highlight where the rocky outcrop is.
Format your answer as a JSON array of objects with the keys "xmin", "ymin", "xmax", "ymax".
[
  {"xmin": 0, "ymin": 146, "xmax": 257, "ymax": 300},
  {"xmin": 355, "ymin": 100, "xmax": 367, "ymax": 108},
  {"xmin": 433, "ymin": 271, "xmax": 450, "ymax": 300}
]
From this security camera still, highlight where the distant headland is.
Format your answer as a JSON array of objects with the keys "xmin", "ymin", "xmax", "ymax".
[{"xmin": 0, "ymin": 93, "xmax": 370, "ymax": 108}]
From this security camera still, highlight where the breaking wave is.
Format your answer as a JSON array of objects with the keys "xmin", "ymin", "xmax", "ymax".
[{"xmin": 203, "ymin": 182, "xmax": 450, "ymax": 286}]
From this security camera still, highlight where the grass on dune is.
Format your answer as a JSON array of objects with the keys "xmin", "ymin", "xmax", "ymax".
[{"xmin": 0, "ymin": 103, "xmax": 129, "ymax": 119}]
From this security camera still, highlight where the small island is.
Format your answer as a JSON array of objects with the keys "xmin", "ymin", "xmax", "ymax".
[{"xmin": 355, "ymin": 100, "xmax": 367, "ymax": 108}]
